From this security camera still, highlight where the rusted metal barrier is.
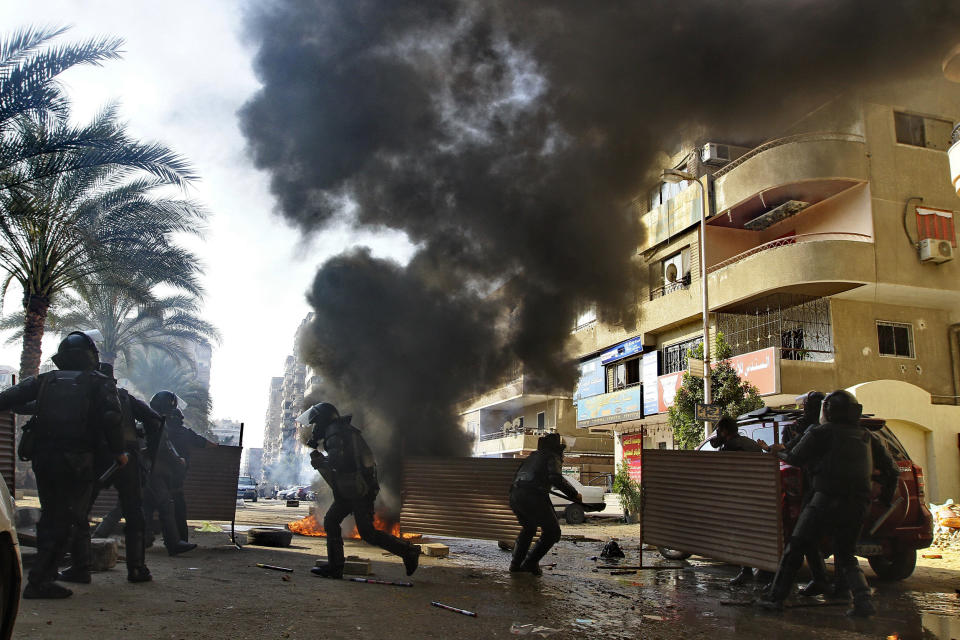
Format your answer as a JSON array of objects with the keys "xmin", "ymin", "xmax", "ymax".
[
  {"xmin": 0, "ymin": 411, "xmax": 14, "ymax": 496},
  {"xmin": 401, "ymin": 457, "xmax": 523, "ymax": 541},
  {"xmin": 641, "ymin": 450, "xmax": 782, "ymax": 571}
]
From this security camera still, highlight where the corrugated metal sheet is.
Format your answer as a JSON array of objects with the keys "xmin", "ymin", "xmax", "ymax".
[
  {"xmin": 402, "ymin": 457, "xmax": 523, "ymax": 541},
  {"xmin": 90, "ymin": 445, "xmax": 242, "ymax": 522},
  {"xmin": 182, "ymin": 445, "xmax": 242, "ymax": 521},
  {"xmin": 0, "ymin": 411, "xmax": 14, "ymax": 495},
  {"xmin": 642, "ymin": 450, "xmax": 782, "ymax": 572}
]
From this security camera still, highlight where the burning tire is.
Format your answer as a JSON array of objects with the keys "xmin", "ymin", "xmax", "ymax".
[{"xmin": 246, "ymin": 527, "xmax": 293, "ymax": 548}]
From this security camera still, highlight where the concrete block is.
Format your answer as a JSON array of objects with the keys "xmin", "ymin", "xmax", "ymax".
[
  {"xmin": 316, "ymin": 557, "xmax": 371, "ymax": 575},
  {"xmin": 90, "ymin": 538, "xmax": 118, "ymax": 571},
  {"xmin": 422, "ymin": 543, "xmax": 449, "ymax": 558}
]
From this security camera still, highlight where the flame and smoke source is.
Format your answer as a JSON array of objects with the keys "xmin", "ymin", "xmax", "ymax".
[
  {"xmin": 287, "ymin": 512, "xmax": 420, "ymax": 541},
  {"xmin": 240, "ymin": 1, "xmax": 960, "ymax": 492}
]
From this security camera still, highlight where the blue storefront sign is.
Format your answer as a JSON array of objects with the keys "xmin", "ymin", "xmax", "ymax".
[
  {"xmin": 600, "ymin": 336, "xmax": 645, "ymax": 365},
  {"xmin": 573, "ymin": 356, "xmax": 604, "ymax": 401},
  {"xmin": 576, "ymin": 386, "xmax": 644, "ymax": 428}
]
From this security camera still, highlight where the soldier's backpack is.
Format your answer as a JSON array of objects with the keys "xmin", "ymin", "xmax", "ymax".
[{"xmin": 34, "ymin": 370, "xmax": 93, "ymax": 445}]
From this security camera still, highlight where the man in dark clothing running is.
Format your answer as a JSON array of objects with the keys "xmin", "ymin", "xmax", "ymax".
[
  {"xmin": 509, "ymin": 433, "xmax": 581, "ymax": 576},
  {"xmin": 301, "ymin": 402, "xmax": 421, "ymax": 579}
]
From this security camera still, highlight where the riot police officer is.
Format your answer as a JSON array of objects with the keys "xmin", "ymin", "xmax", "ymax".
[
  {"xmin": 767, "ymin": 391, "xmax": 832, "ymax": 597},
  {"xmin": 760, "ymin": 390, "xmax": 900, "ymax": 616},
  {"xmin": 300, "ymin": 403, "xmax": 421, "ymax": 579},
  {"xmin": 509, "ymin": 433, "xmax": 581, "ymax": 576},
  {"xmin": 150, "ymin": 391, "xmax": 216, "ymax": 542},
  {"xmin": 0, "ymin": 332, "xmax": 124, "ymax": 598}
]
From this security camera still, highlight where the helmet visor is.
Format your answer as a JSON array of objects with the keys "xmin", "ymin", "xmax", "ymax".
[{"xmin": 295, "ymin": 407, "xmax": 318, "ymax": 426}]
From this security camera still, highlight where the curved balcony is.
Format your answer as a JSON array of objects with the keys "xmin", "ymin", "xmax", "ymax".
[
  {"xmin": 706, "ymin": 233, "xmax": 874, "ymax": 310},
  {"xmin": 713, "ymin": 133, "xmax": 868, "ymax": 227}
]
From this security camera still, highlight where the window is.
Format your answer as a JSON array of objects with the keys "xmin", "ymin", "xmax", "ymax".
[
  {"xmin": 650, "ymin": 247, "xmax": 692, "ymax": 300},
  {"xmin": 574, "ymin": 305, "xmax": 597, "ymax": 330},
  {"xmin": 894, "ymin": 111, "xmax": 953, "ymax": 151},
  {"xmin": 662, "ymin": 337, "xmax": 703, "ymax": 374},
  {"xmin": 648, "ymin": 178, "xmax": 692, "ymax": 210},
  {"xmin": 605, "ymin": 357, "xmax": 641, "ymax": 392},
  {"xmin": 537, "ymin": 412, "xmax": 545, "ymax": 431},
  {"xmin": 877, "ymin": 321, "xmax": 915, "ymax": 358},
  {"xmin": 657, "ymin": 441, "xmax": 668, "ymax": 450}
]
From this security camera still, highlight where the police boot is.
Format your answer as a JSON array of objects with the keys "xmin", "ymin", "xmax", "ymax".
[
  {"xmin": 58, "ymin": 535, "xmax": 92, "ymax": 584},
  {"xmin": 729, "ymin": 566, "xmax": 753, "ymax": 586},
  {"xmin": 510, "ymin": 539, "xmax": 528, "ymax": 573},
  {"xmin": 310, "ymin": 565, "xmax": 343, "ymax": 579},
  {"xmin": 798, "ymin": 551, "xmax": 831, "ymax": 596},
  {"xmin": 757, "ymin": 566, "xmax": 795, "ymax": 611},
  {"xmin": 844, "ymin": 568, "xmax": 875, "ymax": 617},
  {"xmin": 126, "ymin": 531, "xmax": 152, "ymax": 583},
  {"xmin": 160, "ymin": 505, "xmax": 196, "ymax": 556},
  {"xmin": 402, "ymin": 544, "xmax": 421, "ymax": 576},
  {"xmin": 23, "ymin": 582, "xmax": 73, "ymax": 599}
]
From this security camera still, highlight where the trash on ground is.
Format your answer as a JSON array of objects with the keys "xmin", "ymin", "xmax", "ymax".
[
  {"xmin": 643, "ymin": 614, "xmax": 665, "ymax": 621},
  {"xmin": 195, "ymin": 522, "xmax": 222, "ymax": 532},
  {"xmin": 431, "ymin": 601, "xmax": 477, "ymax": 617},
  {"xmin": 349, "ymin": 577, "xmax": 413, "ymax": 587},
  {"xmin": 256, "ymin": 563, "xmax": 293, "ymax": 572},
  {"xmin": 601, "ymin": 540, "xmax": 625, "ymax": 558},
  {"xmin": 509, "ymin": 623, "xmax": 559, "ymax": 636}
]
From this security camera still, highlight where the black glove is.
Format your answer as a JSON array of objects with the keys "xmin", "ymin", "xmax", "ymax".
[{"xmin": 309, "ymin": 450, "xmax": 326, "ymax": 470}]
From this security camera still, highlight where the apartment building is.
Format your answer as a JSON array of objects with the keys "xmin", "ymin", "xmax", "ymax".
[{"xmin": 572, "ymin": 65, "xmax": 960, "ymax": 502}]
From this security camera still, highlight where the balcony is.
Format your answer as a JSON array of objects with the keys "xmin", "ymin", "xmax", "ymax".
[
  {"xmin": 712, "ymin": 132, "xmax": 868, "ymax": 221},
  {"xmin": 473, "ymin": 429, "xmax": 614, "ymax": 457},
  {"xmin": 706, "ymin": 233, "xmax": 875, "ymax": 310},
  {"xmin": 649, "ymin": 273, "xmax": 692, "ymax": 301}
]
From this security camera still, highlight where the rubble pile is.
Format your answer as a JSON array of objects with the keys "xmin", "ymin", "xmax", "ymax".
[{"xmin": 931, "ymin": 500, "xmax": 960, "ymax": 548}]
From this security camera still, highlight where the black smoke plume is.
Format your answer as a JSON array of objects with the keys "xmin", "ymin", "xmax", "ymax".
[{"xmin": 240, "ymin": 0, "xmax": 960, "ymax": 492}]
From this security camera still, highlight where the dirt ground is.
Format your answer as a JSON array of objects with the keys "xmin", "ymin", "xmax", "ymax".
[{"xmin": 12, "ymin": 498, "xmax": 960, "ymax": 639}]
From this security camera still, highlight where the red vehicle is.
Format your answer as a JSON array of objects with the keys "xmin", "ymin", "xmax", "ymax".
[{"xmin": 694, "ymin": 407, "xmax": 933, "ymax": 580}]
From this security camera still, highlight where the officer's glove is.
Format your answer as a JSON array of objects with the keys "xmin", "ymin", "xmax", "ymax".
[
  {"xmin": 575, "ymin": 493, "xmax": 583, "ymax": 504},
  {"xmin": 115, "ymin": 452, "xmax": 129, "ymax": 468},
  {"xmin": 309, "ymin": 450, "xmax": 327, "ymax": 471}
]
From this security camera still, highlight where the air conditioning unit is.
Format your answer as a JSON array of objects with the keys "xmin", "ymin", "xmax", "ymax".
[
  {"xmin": 919, "ymin": 238, "xmax": 954, "ymax": 263},
  {"xmin": 701, "ymin": 142, "xmax": 750, "ymax": 167},
  {"xmin": 663, "ymin": 253, "xmax": 684, "ymax": 283}
]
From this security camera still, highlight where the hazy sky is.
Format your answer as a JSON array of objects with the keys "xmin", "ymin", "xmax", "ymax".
[{"xmin": 0, "ymin": 1, "xmax": 415, "ymax": 447}]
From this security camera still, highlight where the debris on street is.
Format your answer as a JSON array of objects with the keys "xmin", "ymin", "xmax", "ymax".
[
  {"xmin": 431, "ymin": 601, "xmax": 477, "ymax": 617},
  {"xmin": 255, "ymin": 563, "xmax": 293, "ymax": 572}
]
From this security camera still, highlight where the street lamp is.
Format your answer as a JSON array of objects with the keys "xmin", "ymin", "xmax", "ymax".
[{"xmin": 661, "ymin": 167, "xmax": 712, "ymax": 439}]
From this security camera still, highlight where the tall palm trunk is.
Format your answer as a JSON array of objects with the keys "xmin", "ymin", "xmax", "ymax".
[{"xmin": 19, "ymin": 293, "xmax": 50, "ymax": 379}]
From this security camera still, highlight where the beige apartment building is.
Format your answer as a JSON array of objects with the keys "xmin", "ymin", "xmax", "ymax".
[{"xmin": 570, "ymin": 64, "xmax": 960, "ymax": 503}]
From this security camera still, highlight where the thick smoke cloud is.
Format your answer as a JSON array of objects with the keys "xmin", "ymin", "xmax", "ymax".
[{"xmin": 240, "ymin": 1, "xmax": 960, "ymax": 490}]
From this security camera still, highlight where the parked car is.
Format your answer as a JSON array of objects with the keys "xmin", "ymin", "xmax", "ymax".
[
  {"xmin": 0, "ymin": 473, "xmax": 21, "ymax": 640},
  {"xmin": 550, "ymin": 476, "xmax": 606, "ymax": 524},
  {"xmin": 684, "ymin": 407, "xmax": 933, "ymax": 580},
  {"xmin": 237, "ymin": 476, "xmax": 258, "ymax": 502}
]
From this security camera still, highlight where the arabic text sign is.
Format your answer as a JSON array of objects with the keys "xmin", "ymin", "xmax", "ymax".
[
  {"xmin": 621, "ymin": 432, "xmax": 643, "ymax": 483},
  {"xmin": 656, "ymin": 347, "xmax": 780, "ymax": 413}
]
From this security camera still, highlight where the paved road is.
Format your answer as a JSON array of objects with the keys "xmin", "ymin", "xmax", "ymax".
[{"xmin": 14, "ymin": 499, "xmax": 960, "ymax": 639}]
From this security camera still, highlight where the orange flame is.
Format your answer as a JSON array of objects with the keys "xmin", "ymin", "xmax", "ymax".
[{"xmin": 286, "ymin": 513, "xmax": 419, "ymax": 540}]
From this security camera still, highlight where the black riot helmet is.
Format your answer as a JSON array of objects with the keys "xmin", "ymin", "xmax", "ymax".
[
  {"xmin": 796, "ymin": 391, "xmax": 825, "ymax": 426},
  {"xmin": 297, "ymin": 402, "xmax": 340, "ymax": 448},
  {"xmin": 51, "ymin": 331, "xmax": 100, "ymax": 371},
  {"xmin": 537, "ymin": 432, "xmax": 565, "ymax": 455},
  {"xmin": 820, "ymin": 390, "xmax": 862, "ymax": 426},
  {"xmin": 150, "ymin": 390, "xmax": 178, "ymax": 416}
]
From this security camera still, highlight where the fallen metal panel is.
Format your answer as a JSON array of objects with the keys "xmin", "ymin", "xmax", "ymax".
[
  {"xmin": 89, "ymin": 445, "xmax": 242, "ymax": 523},
  {"xmin": 402, "ymin": 457, "xmax": 523, "ymax": 541},
  {"xmin": 0, "ymin": 412, "xmax": 14, "ymax": 495},
  {"xmin": 641, "ymin": 450, "xmax": 782, "ymax": 572}
]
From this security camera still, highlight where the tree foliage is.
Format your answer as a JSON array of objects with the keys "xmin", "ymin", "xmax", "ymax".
[{"xmin": 668, "ymin": 332, "xmax": 764, "ymax": 450}]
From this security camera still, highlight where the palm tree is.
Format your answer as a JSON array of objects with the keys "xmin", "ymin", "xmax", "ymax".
[
  {"xmin": 0, "ymin": 277, "xmax": 221, "ymax": 367},
  {"xmin": 0, "ymin": 117, "xmax": 207, "ymax": 377},
  {"xmin": 0, "ymin": 26, "xmax": 195, "ymax": 190},
  {"xmin": 121, "ymin": 349, "xmax": 214, "ymax": 439}
]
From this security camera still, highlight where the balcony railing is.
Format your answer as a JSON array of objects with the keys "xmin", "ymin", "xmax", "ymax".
[
  {"xmin": 650, "ymin": 273, "xmax": 692, "ymax": 301},
  {"xmin": 478, "ymin": 428, "xmax": 555, "ymax": 442},
  {"xmin": 707, "ymin": 232, "xmax": 871, "ymax": 275},
  {"xmin": 712, "ymin": 132, "xmax": 865, "ymax": 179}
]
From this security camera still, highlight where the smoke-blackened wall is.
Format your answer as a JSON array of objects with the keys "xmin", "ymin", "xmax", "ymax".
[{"xmin": 240, "ymin": 1, "xmax": 960, "ymax": 492}]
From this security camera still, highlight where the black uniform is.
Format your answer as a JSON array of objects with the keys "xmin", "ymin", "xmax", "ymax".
[
  {"xmin": 0, "ymin": 369, "xmax": 122, "ymax": 596},
  {"xmin": 87, "ymin": 388, "xmax": 164, "ymax": 580},
  {"xmin": 766, "ymin": 418, "xmax": 899, "ymax": 613},
  {"xmin": 165, "ymin": 410, "xmax": 211, "ymax": 541},
  {"xmin": 311, "ymin": 416, "xmax": 418, "ymax": 577},
  {"xmin": 509, "ymin": 435, "xmax": 579, "ymax": 575}
]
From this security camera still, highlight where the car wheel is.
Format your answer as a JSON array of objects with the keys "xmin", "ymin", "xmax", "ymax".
[
  {"xmin": 868, "ymin": 549, "xmax": 916, "ymax": 581},
  {"xmin": 658, "ymin": 547, "xmax": 692, "ymax": 561},
  {"xmin": 251, "ymin": 495, "xmax": 257, "ymax": 503},
  {"xmin": 0, "ymin": 533, "xmax": 21, "ymax": 640},
  {"xmin": 564, "ymin": 504, "xmax": 586, "ymax": 525}
]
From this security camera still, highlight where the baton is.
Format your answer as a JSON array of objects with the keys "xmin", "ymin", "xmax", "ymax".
[
  {"xmin": 549, "ymin": 490, "xmax": 585, "ymax": 506},
  {"xmin": 868, "ymin": 497, "xmax": 904, "ymax": 536},
  {"xmin": 98, "ymin": 460, "xmax": 120, "ymax": 485}
]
